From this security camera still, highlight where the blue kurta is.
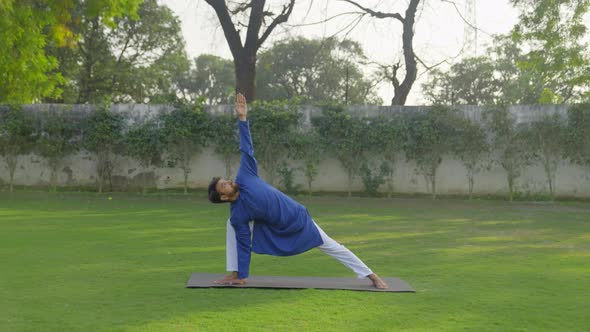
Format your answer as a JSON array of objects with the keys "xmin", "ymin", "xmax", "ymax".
[{"xmin": 230, "ymin": 120, "xmax": 323, "ymax": 279}]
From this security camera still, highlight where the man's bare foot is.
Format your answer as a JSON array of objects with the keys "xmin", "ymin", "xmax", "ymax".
[
  {"xmin": 367, "ymin": 273, "xmax": 389, "ymax": 289},
  {"xmin": 214, "ymin": 271, "xmax": 238, "ymax": 284}
]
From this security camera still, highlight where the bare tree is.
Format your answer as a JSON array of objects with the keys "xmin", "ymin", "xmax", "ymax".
[
  {"xmin": 203, "ymin": 0, "xmax": 296, "ymax": 101},
  {"xmin": 341, "ymin": 0, "xmax": 421, "ymax": 105}
]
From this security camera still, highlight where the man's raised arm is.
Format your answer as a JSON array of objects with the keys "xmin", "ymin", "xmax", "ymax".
[{"xmin": 236, "ymin": 93, "xmax": 257, "ymax": 176}]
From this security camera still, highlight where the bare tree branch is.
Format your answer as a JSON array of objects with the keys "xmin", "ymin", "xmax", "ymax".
[
  {"xmin": 286, "ymin": 11, "xmax": 363, "ymax": 28},
  {"xmin": 339, "ymin": 0, "xmax": 404, "ymax": 22},
  {"xmin": 229, "ymin": 1, "xmax": 252, "ymax": 15},
  {"xmin": 258, "ymin": 0, "xmax": 296, "ymax": 49},
  {"xmin": 205, "ymin": 0, "xmax": 243, "ymax": 57}
]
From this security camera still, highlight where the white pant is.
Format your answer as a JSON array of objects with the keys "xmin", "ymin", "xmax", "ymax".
[{"xmin": 225, "ymin": 219, "xmax": 373, "ymax": 279}]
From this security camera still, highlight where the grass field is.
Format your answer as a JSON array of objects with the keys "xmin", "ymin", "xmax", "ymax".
[{"xmin": 1, "ymin": 192, "xmax": 589, "ymax": 331}]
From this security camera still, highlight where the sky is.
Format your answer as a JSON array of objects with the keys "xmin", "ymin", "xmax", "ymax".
[{"xmin": 161, "ymin": 0, "xmax": 521, "ymax": 105}]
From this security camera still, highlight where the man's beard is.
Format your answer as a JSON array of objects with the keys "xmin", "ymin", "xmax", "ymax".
[{"xmin": 230, "ymin": 182, "xmax": 240, "ymax": 193}]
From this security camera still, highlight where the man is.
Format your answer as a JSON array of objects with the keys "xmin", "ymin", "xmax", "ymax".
[{"xmin": 208, "ymin": 93, "xmax": 388, "ymax": 289}]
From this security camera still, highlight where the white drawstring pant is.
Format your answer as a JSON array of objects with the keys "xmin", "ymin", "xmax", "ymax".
[{"xmin": 225, "ymin": 219, "xmax": 373, "ymax": 279}]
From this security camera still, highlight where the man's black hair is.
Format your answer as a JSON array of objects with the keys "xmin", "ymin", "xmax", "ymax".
[{"xmin": 208, "ymin": 177, "xmax": 224, "ymax": 204}]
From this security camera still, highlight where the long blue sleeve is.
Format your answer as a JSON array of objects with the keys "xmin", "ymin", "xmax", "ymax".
[
  {"xmin": 231, "ymin": 218, "xmax": 252, "ymax": 279},
  {"xmin": 238, "ymin": 120, "xmax": 257, "ymax": 177}
]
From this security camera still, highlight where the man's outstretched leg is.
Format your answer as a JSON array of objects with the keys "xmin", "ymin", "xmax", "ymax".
[{"xmin": 314, "ymin": 221, "xmax": 389, "ymax": 289}]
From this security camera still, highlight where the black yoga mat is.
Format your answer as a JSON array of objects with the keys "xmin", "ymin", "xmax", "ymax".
[{"xmin": 186, "ymin": 273, "xmax": 415, "ymax": 292}]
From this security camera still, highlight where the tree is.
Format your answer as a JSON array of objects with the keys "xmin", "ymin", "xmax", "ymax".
[
  {"xmin": 401, "ymin": 106, "xmax": 458, "ymax": 199},
  {"xmin": 36, "ymin": 109, "xmax": 79, "ymax": 192},
  {"xmin": 0, "ymin": 106, "xmax": 36, "ymax": 192},
  {"xmin": 44, "ymin": 0, "xmax": 185, "ymax": 104},
  {"xmin": 451, "ymin": 117, "xmax": 490, "ymax": 200},
  {"xmin": 487, "ymin": 35, "xmax": 544, "ymax": 105},
  {"xmin": 248, "ymin": 99, "xmax": 300, "ymax": 186},
  {"xmin": 342, "ymin": 0, "xmax": 421, "ymax": 105},
  {"xmin": 83, "ymin": 101, "xmax": 125, "ymax": 193},
  {"xmin": 314, "ymin": 104, "xmax": 368, "ymax": 198},
  {"xmin": 566, "ymin": 103, "xmax": 590, "ymax": 183},
  {"xmin": 0, "ymin": 3, "xmax": 63, "ymax": 103},
  {"xmin": 422, "ymin": 57, "xmax": 498, "ymax": 105},
  {"xmin": 510, "ymin": 0, "xmax": 590, "ymax": 103},
  {"xmin": 484, "ymin": 107, "xmax": 533, "ymax": 201},
  {"xmin": 369, "ymin": 114, "xmax": 404, "ymax": 197},
  {"xmin": 125, "ymin": 119, "xmax": 164, "ymax": 194},
  {"xmin": 0, "ymin": 0, "xmax": 141, "ymax": 104},
  {"xmin": 188, "ymin": 54, "xmax": 235, "ymax": 105},
  {"xmin": 256, "ymin": 37, "xmax": 381, "ymax": 104},
  {"xmin": 527, "ymin": 113, "xmax": 568, "ymax": 199},
  {"xmin": 161, "ymin": 100, "xmax": 208, "ymax": 194},
  {"xmin": 203, "ymin": 0, "xmax": 296, "ymax": 101},
  {"xmin": 291, "ymin": 130, "xmax": 323, "ymax": 197},
  {"xmin": 208, "ymin": 112, "xmax": 239, "ymax": 179}
]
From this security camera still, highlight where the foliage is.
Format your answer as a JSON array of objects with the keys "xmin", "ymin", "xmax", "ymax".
[
  {"xmin": 0, "ymin": 0, "xmax": 141, "ymax": 104},
  {"xmin": 483, "ymin": 107, "xmax": 533, "ymax": 201},
  {"xmin": 125, "ymin": 119, "xmax": 164, "ymax": 194},
  {"xmin": 359, "ymin": 162, "xmax": 388, "ymax": 197},
  {"xmin": 314, "ymin": 104, "xmax": 368, "ymax": 198},
  {"xmin": 36, "ymin": 108, "xmax": 79, "ymax": 191},
  {"xmin": 208, "ymin": 112, "xmax": 239, "ymax": 179},
  {"xmin": 422, "ymin": 57, "xmax": 497, "ymax": 105},
  {"xmin": 510, "ymin": 0, "xmax": 590, "ymax": 103},
  {"xmin": 44, "ymin": 0, "xmax": 185, "ymax": 104},
  {"xmin": 0, "ymin": 4, "xmax": 63, "ymax": 103},
  {"xmin": 83, "ymin": 101, "xmax": 125, "ymax": 193},
  {"xmin": 257, "ymin": 37, "xmax": 381, "ymax": 105},
  {"xmin": 248, "ymin": 99, "xmax": 300, "ymax": 186},
  {"xmin": 566, "ymin": 103, "xmax": 590, "ymax": 176},
  {"xmin": 487, "ymin": 35, "xmax": 545, "ymax": 105},
  {"xmin": 451, "ymin": 115, "xmax": 490, "ymax": 200},
  {"xmin": 186, "ymin": 54, "xmax": 235, "ymax": 105},
  {"xmin": 0, "ymin": 105, "xmax": 36, "ymax": 191},
  {"xmin": 401, "ymin": 106, "xmax": 459, "ymax": 199},
  {"xmin": 160, "ymin": 98, "xmax": 208, "ymax": 194}
]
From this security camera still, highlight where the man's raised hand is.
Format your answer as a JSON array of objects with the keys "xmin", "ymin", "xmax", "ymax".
[{"xmin": 236, "ymin": 93, "xmax": 247, "ymax": 121}]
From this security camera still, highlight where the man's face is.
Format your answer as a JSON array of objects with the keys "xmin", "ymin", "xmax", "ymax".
[{"xmin": 216, "ymin": 178, "xmax": 239, "ymax": 200}]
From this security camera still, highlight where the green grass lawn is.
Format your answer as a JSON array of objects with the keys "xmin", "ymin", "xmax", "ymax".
[{"xmin": 1, "ymin": 192, "xmax": 589, "ymax": 331}]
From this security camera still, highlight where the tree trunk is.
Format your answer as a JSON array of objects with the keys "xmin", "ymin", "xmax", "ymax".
[
  {"xmin": 235, "ymin": 52, "xmax": 257, "ymax": 101},
  {"xmin": 142, "ymin": 168, "xmax": 147, "ymax": 195},
  {"xmin": 51, "ymin": 164, "xmax": 58, "ymax": 192},
  {"xmin": 205, "ymin": 0, "xmax": 295, "ymax": 102},
  {"xmin": 347, "ymin": 171, "xmax": 353, "ymax": 198},
  {"xmin": 507, "ymin": 174, "xmax": 514, "ymax": 202},
  {"xmin": 183, "ymin": 168, "xmax": 189, "ymax": 195},
  {"xmin": 98, "ymin": 175, "xmax": 103, "ymax": 193},
  {"xmin": 224, "ymin": 155, "xmax": 233, "ymax": 179},
  {"xmin": 387, "ymin": 170, "xmax": 394, "ymax": 198},
  {"xmin": 543, "ymin": 158, "xmax": 556, "ymax": 201},
  {"xmin": 468, "ymin": 172, "xmax": 474, "ymax": 200},
  {"xmin": 391, "ymin": 0, "xmax": 420, "ymax": 106},
  {"xmin": 8, "ymin": 155, "xmax": 16, "ymax": 193},
  {"xmin": 431, "ymin": 175, "xmax": 437, "ymax": 200}
]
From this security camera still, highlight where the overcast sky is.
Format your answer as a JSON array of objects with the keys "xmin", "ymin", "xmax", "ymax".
[{"xmin": 161, "ymin": 0, "xmax": 521, "ymax": 105}]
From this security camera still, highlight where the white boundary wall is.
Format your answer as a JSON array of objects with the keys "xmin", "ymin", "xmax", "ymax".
[{"xmin": 0, "ymin": 104, "xmax": 588, "ymax": 197}]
